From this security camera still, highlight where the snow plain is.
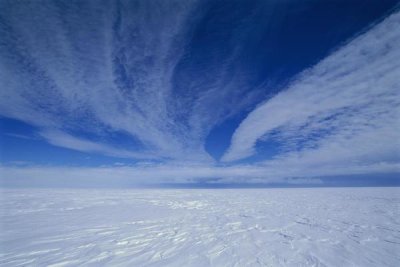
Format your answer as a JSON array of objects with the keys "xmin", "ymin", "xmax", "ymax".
[{"xmin": 0, "ymin": 187, "xmax": 399, "ymax": 266}]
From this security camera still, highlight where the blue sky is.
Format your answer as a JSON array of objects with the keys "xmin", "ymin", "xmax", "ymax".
[{"xmin": 0, "ymin": 0, "xmax": 399, "ymax": 187}]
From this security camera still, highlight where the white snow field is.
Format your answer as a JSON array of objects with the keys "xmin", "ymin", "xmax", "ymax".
[{"xmin": 0, "ymin": 187, "xmax": 399, "ymax": 266}]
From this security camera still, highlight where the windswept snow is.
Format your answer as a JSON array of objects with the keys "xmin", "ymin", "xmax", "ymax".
[{"xmin": 0, "ymin": 188, "xmax": 399, "ymax": 266}]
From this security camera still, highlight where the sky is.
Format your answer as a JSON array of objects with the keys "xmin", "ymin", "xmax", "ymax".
[{"xmin": 0, "ymin": 0, "xmax": 399, "ymax": 187}]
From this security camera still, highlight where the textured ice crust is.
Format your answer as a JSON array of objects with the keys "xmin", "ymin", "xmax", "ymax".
[{"xmin": 1, "ymin": 187, "xmax": 399, "ymax": 266}]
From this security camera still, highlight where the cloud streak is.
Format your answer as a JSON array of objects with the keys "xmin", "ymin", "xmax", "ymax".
[
  {"xmin": 40, "ymin": 130, "xmax": 156, "ymax": 160},
  {"xmin": 0, "ymin": 0, "xmax": 205, "ymax": 160},
  {"xmin": 222, "ymin": 10, "xmax": 400, "ymax": 177},
  {"xmin": 0, "ymin": 0, "xmax": 267, "ymax": 162}
]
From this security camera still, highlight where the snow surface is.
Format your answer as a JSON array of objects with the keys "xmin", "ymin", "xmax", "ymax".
[{"xmin": 0, "ymin": 187, "xmax": 399, "ymax": 266}]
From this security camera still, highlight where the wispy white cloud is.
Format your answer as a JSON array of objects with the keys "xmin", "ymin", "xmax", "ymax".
[
  {"xmin": 222, "ymin": 9, "xmax": 400, "ymax": 178},
  {"xmin": 0, "ymin": 0, "xmax": 265, "ymax": 162},
  {"xmin": 4, "ymin": 133, "xmax": 37, "ymax": 140},
  {"xmin": 40, "ymin": 130, "xmax": 156, "ymax": 160},
  {"xmin": 0, "ymin": 0, "xmax": 208, "ymax": 161}
]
